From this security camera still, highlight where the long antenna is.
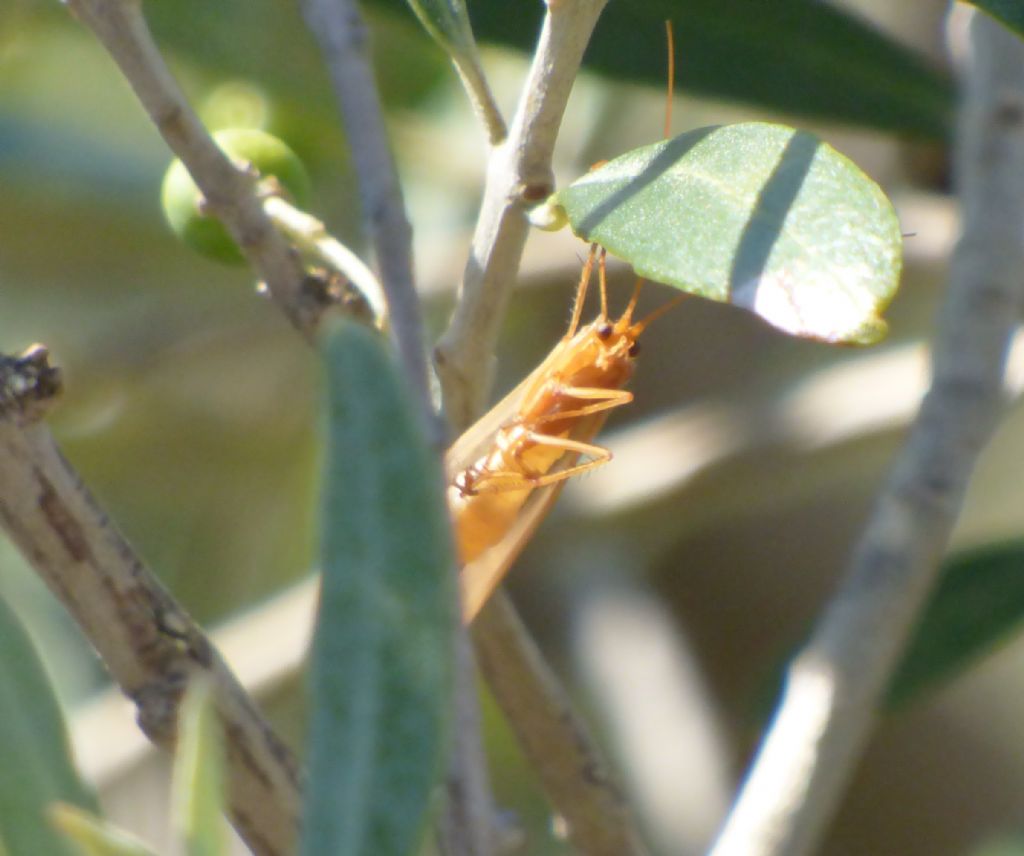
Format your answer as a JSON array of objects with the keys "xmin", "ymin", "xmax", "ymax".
[{"xmin": 664, "ymin": 19, "xmax": 675, "ymax": 140}]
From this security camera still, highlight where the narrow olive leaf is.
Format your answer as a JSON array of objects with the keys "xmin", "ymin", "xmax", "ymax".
[
  {"xmin": 0, "ymin": 597, "xmax": 96, "ymax": 856},
  {"xmin": 172, "ymin": 679, "xmax": 227, "ymax": 856},
  {"xmin": 370, "ymin": 0, "xmax": 952, "ymax": 139},
  {"xmin": 551, "ymin": 122, "xmax": 902, "ymax": 345},
  {"xmin": 301, "ymin": 319, "xmax": 454, "ymax": 856},
  {"xmin": 403, "ymin": 0, "xmax": 478, "ymax": 63},
  {"xmin": 402, "ymin": 0, "xmax": 502, "ymax": 140},
  {"xmin": 967, "ymin": 1, "xmax": 1024, "ymax": 39},
  {"xmin": 887, "ymin": 541, "xmax": 1024, "ymax": 710},
  {"xmin": 49, "ymin": 804, "xmax": 157, "ymax": 856}
]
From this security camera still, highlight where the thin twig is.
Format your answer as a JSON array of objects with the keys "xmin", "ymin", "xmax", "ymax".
[
  {"xmin": 299, "ymin": 0, "xmax": 437, "ymax": 442},
  {"xmin": 434, "ymin": 0, "xmax": 610, "ymax": 429},
  {"xmin": 0, "ymin": 347, "xmax": 300, "ymax": 856},
  {"xmin": 473, "ymin": 593, "xmax": 648, "ymax": 856},
  {"xmin": 64, "ymin": 0, "xmax": 329, "ymax": 335},
  {"xmin": 709, "ymin": 13, "xmax": 1024, "ymax": 856},
  {"xmin": 450, "ymin": 55, "xmax": 508, "ymax": 146},
  {"xmin": 263, "ymin": 196, "xmax": 388, "ymax": 328}
]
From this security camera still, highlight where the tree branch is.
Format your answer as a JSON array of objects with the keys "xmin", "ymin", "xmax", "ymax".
[
  {"xmin": 473, "ymin": 594, "xmax": 647, "ymax": 856},
  {"xmin": 0, "ymin": 347, "xmax": 300, "ymax": 856},
  {"xmin": 299, "ymin": 0, "xmax": 438, "ymax": 441},
  {"xmin": 708, "ymin": 13, "xmax": 1024, "ymax": 856},
  {"xmin": 63, "ymin": 0, "xmax": 337, "ymax": 336},
  {"xmin": 434, "ymin": 0, "xmax": 609, "ymax": 429}
]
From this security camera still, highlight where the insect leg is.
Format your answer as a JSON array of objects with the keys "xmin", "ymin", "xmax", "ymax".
[
  {"xmin": 531, "ymin": 386, "xmax": 634, "ymax": 424},
  {"xmin": 464, "ymin": 432, "xmax": 612, "ymax": 493}
]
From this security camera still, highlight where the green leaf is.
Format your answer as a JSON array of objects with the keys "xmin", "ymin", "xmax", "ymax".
[
  {"xmin": 372, "ymin": 0, "xmax": 952, "ymax": 138},
  {"xmin": 552, "ymin": 122, "xmax": 902, "ymax": 345},
  {"xmin": 49, "ymin": 804, "xmax": 157, "ymax": 856},
  {"xmin": 301, "ymin": 320, "xmax": 454, "ymax": 856},
  {"xmin": 0, "ymin": 596, "xmax": 96, "ymax": 856},
  {"xmin": 888, "ymin": 541, "xmax": 1024, "ymax": 709},
  {"xmin": 967, "ymin": 1, "xmax": 1024, "ymax": 39},
  {"xmin": 403, "ymin": 0, "xmax": 478, "ymax": 64},
  {"xmin": 972, "ymin": 837, "xmax": 1024, "ymax": 856},
  {"xmin": 172, "ymin": 679, "xmax": 227, "ymax": 856}
]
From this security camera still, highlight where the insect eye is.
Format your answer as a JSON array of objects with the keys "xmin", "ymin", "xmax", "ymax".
[
  {"xmin": 597, "ymin": 324, "xmax": 613, "ymax": 339},
  {"xmin": 628, "ymin": 342, "xmax": 640, "ymax": 358}
]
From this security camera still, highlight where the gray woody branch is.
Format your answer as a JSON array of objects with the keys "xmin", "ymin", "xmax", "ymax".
[
  {"xmin": 63, "ymin": 0, "xmax": 329, "ymax": 334},
  {"xmin": 710, "ymin": 13, "xmax": 1024, "ymax": 856},
  {"xmin": 299, "ymin": 0, "xmax": 438, "ymax": 440},
  {"xmin": 435, "ymin": 0, "xmax": 610, "ymax": 430},
  {"xmin": 0, "ymin": 347, "xmax": 300, "ymax": 856}
]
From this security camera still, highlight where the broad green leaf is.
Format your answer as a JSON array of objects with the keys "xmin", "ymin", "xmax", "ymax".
[
  {"xmin": 49, "ymin": 804, "xmax": 157, "ymax": 856},
  {"xmin": 373, "ymin": 0, "xmax": 952, "ymax": 138},
  {"xmin": 552, "ymin": 122, "xmax": 902, "ymax": 345},
  {"xmin": 301, "ymin": 320, "xmax": 454, "ymax": 856},
  {"xmin": 172, "ymin": 680, "xmax": 227, "ymax": 856},
  {"xmin": 0, "ymin": 596, "xmax": 96, "ymax": 856},
  {"xmin": 967, "ymin": 1, "xmax": 1024, "ymax": 39},
  {"xmin": 888, "ymin": 541, "xmax": 1024, "ymax": 709}
]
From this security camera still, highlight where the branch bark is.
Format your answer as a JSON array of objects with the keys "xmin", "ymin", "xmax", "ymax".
[
  {"xmin": 64, "ymin": 0, "xmax": 334, "ymax": 336},
  {"xmin": 473, "ymin": 594, "xmax": 648, "ymax": 856},
  {"xmin": 434, "ymin": 0, "xmax": 609, "ymax": 429},
  {"xmin": 299, "ymin": 0, "xmax": 438, "ymax": 441},
  {"xmin": 0, "ymin": 347, "xmax": 300, "ymax": 856},
  {"xmin": 709, "ymin": 12, "xmax": 1024, "ymax": 856}
]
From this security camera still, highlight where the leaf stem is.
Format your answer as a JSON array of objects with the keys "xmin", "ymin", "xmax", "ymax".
[{"xmin": 263, "ymin": 196, "xmax": 388, "ymax": 329}]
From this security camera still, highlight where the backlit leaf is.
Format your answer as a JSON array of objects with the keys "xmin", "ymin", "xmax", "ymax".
[
  {"xmin": 172, "ymin": 680, "xmax": 227, "ymax": 856},
  {"xmin": 50, "ymin": 804, "xmax": 156, "ymax": 856},
  {"xmin": 404, "ymin": 0, "xmax": 478, "ymax": 63}
]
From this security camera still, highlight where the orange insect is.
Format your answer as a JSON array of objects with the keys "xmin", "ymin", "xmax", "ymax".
[
  {"xmin": 449, "ymin": 20, "xmax": 680, "ymax": 621},
  {"xmin": 448, "ymin": 246, "xmax": 682, "ymax": 620}
]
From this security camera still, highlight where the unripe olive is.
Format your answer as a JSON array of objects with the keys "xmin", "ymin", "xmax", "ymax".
[{"xmin": 160, "ymin": 128, "xmax": 311, "ymax": 265}]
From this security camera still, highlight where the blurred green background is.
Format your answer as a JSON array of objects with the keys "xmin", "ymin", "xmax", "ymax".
[{"xmin": 6, "ymin": 1, "xmax": 1024, "ymax": 854}]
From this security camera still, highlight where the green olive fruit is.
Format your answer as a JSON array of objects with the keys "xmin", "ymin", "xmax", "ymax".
[{"xmin": 160, "ymin": 128, "xmax": 311, "ymax": 265}]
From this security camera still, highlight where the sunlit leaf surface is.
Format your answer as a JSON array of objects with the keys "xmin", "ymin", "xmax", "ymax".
[{"xmin": 553, "ymin": 122, "xmax": 903, "ymax": 345}]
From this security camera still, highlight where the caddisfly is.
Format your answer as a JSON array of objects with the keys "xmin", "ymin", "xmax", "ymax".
[{"xmin": 448, "ymin": 245, "xmax": 682, "ymax": 620}]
